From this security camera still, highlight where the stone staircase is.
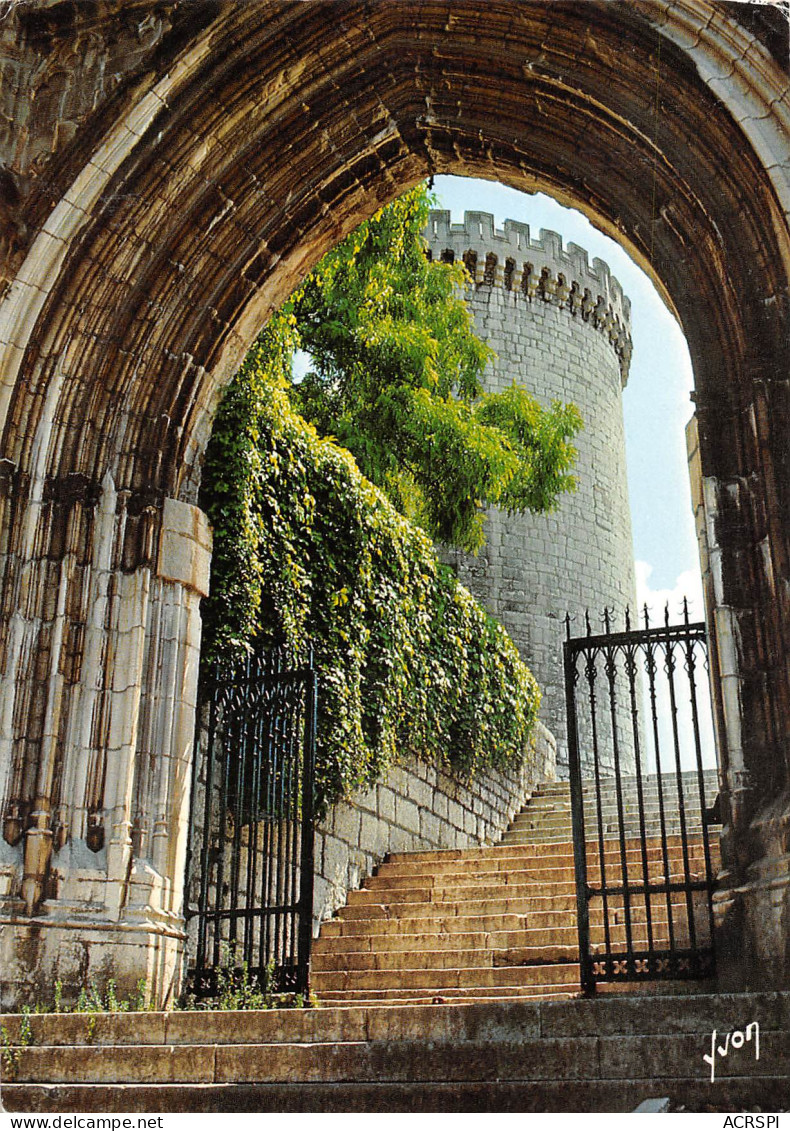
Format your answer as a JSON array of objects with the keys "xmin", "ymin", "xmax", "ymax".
[
  {"xmin": 312, "ymin": 770, "xmax": 720, "ymax": 1007},
  {"xmin": 3, "ymin": 992, "xmax": 789, "ymax": 1112},
  {"xmin": 504, "ymin": 769, "xmax": 719, "ymax": 844},
  {"xmin": 3, "ymin": 769, "xmax": 751, "ymax": 1114}
]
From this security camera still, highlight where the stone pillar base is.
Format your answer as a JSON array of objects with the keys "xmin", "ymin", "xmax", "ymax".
[
  {"xmin": 714, "ymin": 802, "xmax": 790, "ymax": 992},
  {"xmin": 0, "ymin": 899, "xmax": 185, "ymax": 1011}
]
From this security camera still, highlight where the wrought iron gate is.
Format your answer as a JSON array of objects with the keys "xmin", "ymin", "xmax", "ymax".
[
  {"xmin": 184, "ymin": 646, "xmax": 317, "ymax": 998},
  {"xmin": 564, "ymin": 604, "xmax": 719, "ymax": 994}
]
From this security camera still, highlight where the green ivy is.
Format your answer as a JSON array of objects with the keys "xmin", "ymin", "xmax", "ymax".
[{"xmin": 200, "ymin": 313, "xmax": 541, "ymax": 812}]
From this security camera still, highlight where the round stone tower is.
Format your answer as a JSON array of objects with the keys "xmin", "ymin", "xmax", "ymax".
[{"xmin": 426, "ymin": 210, "xmax": 637, "ymax": 774}]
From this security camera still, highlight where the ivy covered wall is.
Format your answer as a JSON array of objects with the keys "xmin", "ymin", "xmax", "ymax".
[{"xmin": 200, "ymin": 314, "xmax": 541, "ymax": 812}]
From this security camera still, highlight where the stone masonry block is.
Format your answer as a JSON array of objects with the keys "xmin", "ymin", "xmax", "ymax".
[
  {"xmin": 353, "ymin": 785, "xmax": 378, "ymax": 814},
  {"xmin": 432, "ymin": 790, "xmax": 449, "ymax": 820},
  {"xmin": 447, "ymin": 799, "xmax": 465, "ymax": 830},
  {"xmin": 359, "ymin": 811, "xmax": 389, "ymax": 855},
  {"xmin": 321, "ymin": 834, "xmax": 350, "ymax": 884},
  {"xmin": 419, "ymin": 809, "xmax": 442, "ymax": 845},
  {"xmin": 377, "ymin": 786, "xmax": 396, "ymax": 824},
  {"xmin": 405, "ymin": 775, "xmax": 433, "ymax": 809},
  {"xmin": 394, "ymin": 795, "xmax": 420, "ymax": 833},
  {"xmin": 332, "ymin": 805, "xmax": 362, "ymax": 847}
]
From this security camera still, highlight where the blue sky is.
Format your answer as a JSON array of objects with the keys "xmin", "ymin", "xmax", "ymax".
[{"xmin": 432, "ymin": 175, "xmax": 702, "ymax": 617}]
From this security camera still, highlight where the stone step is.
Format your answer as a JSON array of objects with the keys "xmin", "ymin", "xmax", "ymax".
[
  {"xmin": 3, "ymin": 992, "xmax": 784, "ymax": 1050},
  {"xmin": 337, "ymin": 892, "xmax": 709, "ymax": 922},
  {"xmin": 509, "ymin": 809, "xmax": 707, "ymax": 827},
  {"xmin": 338, "ymin": 894, "xmax": 580, "ymax": 918},
  {"xmin": 500, "ymin": 840, "xmax": 717, "ymax": 853},
  {"xmin": 516, "ymin": 820, "xmax": 705, "ymax": 834},
  {"xmin": 354, "ymin": 875, "xmax": 709, "ymax": 906},
  {"xmin": 5, "ymin": 991, "xmax": 783, "ymax": 1112},
  {"xmin": 312, "ymin": 930, "xmax": 704, "ymax": 971},
  {"xmin": 9, "ymin": 1077, "xmax": 790, "ymax": 1113},
  {"xmin": 376, "ymin": 840, "xmax": 711, "ymax": 875},
  {"xmin": 501, "ymin": 837, "xmax": 712, "ymax": 850},
  {"xmin": 531, "ymin": 797, "xmax": 715, "ymax": 808},
  {"xmin": 314, "ymin": 923, "xmax": 713, "ymax": 970},
  {"xmin": 5, "ymin": 1023, "xmax": 787, "ymax": 1089},
  {"xmin": 337, "ymin": 897, "xmax": 592, "ymax": 920},
  {"xmin": 504, "ymin": 826, "xmax": 709, "ymax": 838},
  {"xmin": 311, "ymin": 962, "xmax": 582, "ymax": 994},
  {"xmin": 313, "ymin": 926, "xmax": 605, "ymax": 955},
  {"xmin": 501, "ymin": 826, "xmax": 720, "ymax": 844},
  {"xmin": 326, "ymin": 914, "xmax": 707, "ymax": 950},
  {"xmin": 366, "ymin": 853, "xmax": 712, "ymax": 890},
  {"xmin": 514, "ymin": 813, "xmax": 709, "ymax": 829},
  {"xmin": 28, "ymin": 1034, "xmax": 696, "ymax": 1085},
  {"xmin": 314, "ymin": 919, "xmax": 707, "ymax": 956},
  {"xmin": 537, "ymin": 771, "xmax": 719, "ymax": 790},
  {"xmin": 344, "ymin": 880, "xmax": 586, "ymax": 906},
  {"xmin": 502, "ymin": 833, "xmax": 711, "ymax": 847},
  {"xmin": 313, "ymin": 985, "xmax": 579, "ymax": 1006},
  {"xmin": 388, "ymin": 832, "xmax": 710, "ymax": 864},
  {"xmin": 312, "ymin": 945, "xmax": 578, "ymax": 972},
  {"xmin": 321, "ymin": 899, "xmax": 698, "ymax": 937},
  {"xmin": 511, "ymin": 809, "xmax": 706, "ymax": 827},
  {"xmin": 532, "ymin": 784, "xmax": 715, "ymax": 796},
  {"xmin": 511, "ymin": 818, "xmax": 706, "ymax": 836},
  {"xmin": 378, "ymin": 843, "xmax": 709, "ymax": 878},
  {"xmin": 532, "ymin": 793, "xmax": 717, "ymax": 809},
  {"xmin": 355, "ymin": 878, "xmax": 707, "ymax": 904},
  {"xmin": 525, "ymin": 793, "xmax": 714, "ymax": 810},
  {"xmin": 320, "ymin": 913, "xmax": 538, "ymax": 936}
]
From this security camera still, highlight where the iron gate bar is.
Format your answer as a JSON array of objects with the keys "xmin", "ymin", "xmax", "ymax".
[
  {"xmin": 681, "ymin": 601, "xmax": 717, "ymax": 953},
  {"xmin": 602, "ymin": 608, "xmax": 634, "ymax": 961},
  {"xmin": 566, "ymin": 639, "xmax": 593, "ymax": 989},
  {"xmin": 623, "ymin": 614, "xmax": 654, "ymax": 954},
  {"xmin": 584, "ymin": 625, "xmax": 613, "ymax": 962},
  {"xmin": 297, "ymin": 669, "xmax": 317, "ymax": 979},
  {"xmin": 643, "ymin": 613, "xmax": 676, "ymax": 953},
  {"xmin": 663, "ymin": 614, "xmax": 697, "ymax": 952},
  {"xmin": 564, "ymin": 607, "xmax": 718, "ymax": 994}
]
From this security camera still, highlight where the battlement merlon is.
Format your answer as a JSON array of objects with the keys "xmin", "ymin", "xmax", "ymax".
[
  {"xmin": 426, "ymin": 210, "xmax": 631, "ymax": 324},
  {"xmin": 425, "ymin": 210, "xmax": 634, "ymax": 383}
]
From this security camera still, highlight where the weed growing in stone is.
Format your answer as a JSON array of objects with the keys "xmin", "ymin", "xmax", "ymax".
[
  {"xmin": 71, "ymin": 978, "xmax": 150, "ymax": 1014},
  {"xmin": 8, "ymin": 977, "xmax": 153, "ymax": 1018},
  {"xmin": 177, "ymin": 946, "xmax": 317, "ymax": 1011},
  {"xmin": 0, "ymin": 1007, "xmax": 33, "ymax": 1080}
]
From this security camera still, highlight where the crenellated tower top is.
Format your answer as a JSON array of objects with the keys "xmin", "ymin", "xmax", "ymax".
[{"xmin": 426, "ymin": 211, "xmax": 633, "ymax": 383}]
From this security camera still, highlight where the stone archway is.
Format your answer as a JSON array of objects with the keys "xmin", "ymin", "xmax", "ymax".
[{"xmin": 0, "ymin": 0, "xmax": 787, "ymax": 1005}]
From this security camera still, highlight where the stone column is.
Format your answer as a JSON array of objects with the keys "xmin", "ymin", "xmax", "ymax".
[
  {"xmin": 0, "ymin": 474, "xmax": 210, "ymax": 1009},
  {"xmin": 688, "ymin": 398, "xmax": 790, "ymax": 990}
]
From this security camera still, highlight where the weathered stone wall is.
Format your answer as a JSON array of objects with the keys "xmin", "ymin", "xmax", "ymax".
[
  {"xmin": 426, "ymin": 212, "xmax": 637, "ymax": 774},
  {"xmin": 313, "ymin": 721, "xmax": 556, "ymax": 928}
]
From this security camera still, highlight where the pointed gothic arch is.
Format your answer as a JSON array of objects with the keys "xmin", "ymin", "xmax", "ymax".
[{"xmin": 0, "ymin": 0, "xmax": 787, "ymax": 1003}]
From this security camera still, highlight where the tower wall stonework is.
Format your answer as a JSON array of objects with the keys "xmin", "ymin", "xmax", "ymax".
[{"xmin": 426, "ymin": 211, "xmax": 637, "ymax": 774}]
